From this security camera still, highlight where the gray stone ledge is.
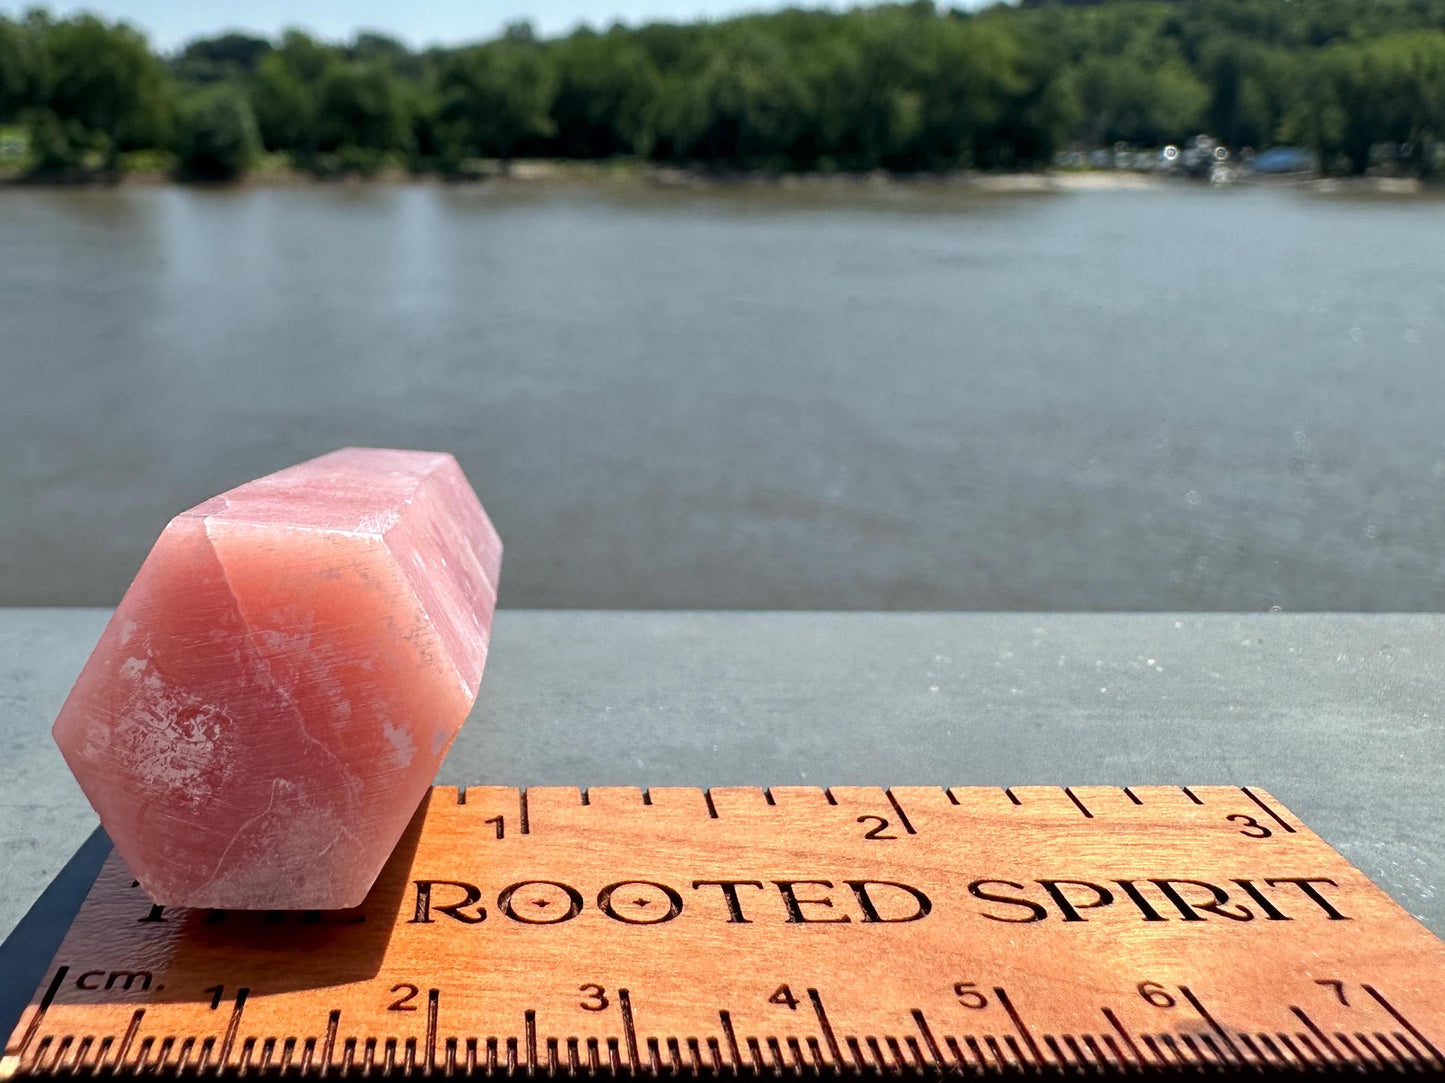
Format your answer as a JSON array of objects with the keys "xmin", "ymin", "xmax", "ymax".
[{"xmin": 2, "ymin": 609, "xmax": 1440, "ymax": 945}]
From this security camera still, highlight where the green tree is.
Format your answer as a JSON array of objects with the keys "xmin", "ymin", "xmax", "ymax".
[
  {"xmin": 11, "ymin": 0, "xmax": 1445, "ymax": 180},
  {"xmin": 177, "ymin": 84, "xmax": 259, "ymax": 178},
  {"xmin": 315, "ymin": 61, "xmax": 408, "ymax": 159},
  {"xmin": 436, "ymin": 40, "xmax": 557, "ymax": 166},
  {"xmin": 22, "ymin": 106, "xmax": 88, "ymax": 173},
  {"xmin": 0, "ymin": 16, "xmax": 28, "ymax": 119},
  {"xmin": 33, "ymin": 14, "xmax": 173, "ymax": 168},
  {"xmin": 1073, "ymin": 52, "xmax": 1209, "ymax": 146},
  {"xmin": 172, "ymin": 33, "xmax": 272, "ymax": 85},
  {"xmin": 1302, "ymin": 32, "xmax": 1445, "ymax": 173},
  {"xmin": 549, "ymin": 28, "xmax": 663, "ymax": 157},
  {"xmin": 669, "ymin": 27, "xmax": 812, "ymax": 168},
  {"xmin": 249, "ymin": 30, "xmax": 334, "ymax": 154}
]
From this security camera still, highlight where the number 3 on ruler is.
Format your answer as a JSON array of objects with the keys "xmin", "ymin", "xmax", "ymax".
[{"xmin": 579, "ymin": 984, "xmax": 609, "ymax": 1011}]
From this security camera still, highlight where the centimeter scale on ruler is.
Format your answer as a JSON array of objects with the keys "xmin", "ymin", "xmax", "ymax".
[{"xmin": 5, "ymin": 784, "xmax": 1444, "ymax": 1078}]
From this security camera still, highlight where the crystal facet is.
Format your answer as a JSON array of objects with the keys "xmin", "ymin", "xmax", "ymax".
[{"xmin": 52, "ymin": 448, "xmax": 502, "ymax": 909}]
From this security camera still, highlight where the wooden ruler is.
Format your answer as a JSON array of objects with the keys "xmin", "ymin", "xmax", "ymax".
[{"xmin": 4, "ymin": 785, "xmax": 1443, "ymax": 1078}]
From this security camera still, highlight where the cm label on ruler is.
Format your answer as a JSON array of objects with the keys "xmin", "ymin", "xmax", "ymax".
[{"xmin": 6, "ymin": 784, "xmax": 1444, "ymax": 1077}]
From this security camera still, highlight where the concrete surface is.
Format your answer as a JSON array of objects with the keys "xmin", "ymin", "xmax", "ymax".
[{"xmin": 1, "ymin": 610, "xmax": 1441, "ymax": 1035}]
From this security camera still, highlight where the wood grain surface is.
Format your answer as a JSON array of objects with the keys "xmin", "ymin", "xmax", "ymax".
[{"xmin": 4, "ymin": 785, "xmax": 1442, "ymax": 1078}]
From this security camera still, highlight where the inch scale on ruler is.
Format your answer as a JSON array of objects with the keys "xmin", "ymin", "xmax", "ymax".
[{"xmin": 4, "ymin": 784, "xmax": 1444, "ymax": 1078}]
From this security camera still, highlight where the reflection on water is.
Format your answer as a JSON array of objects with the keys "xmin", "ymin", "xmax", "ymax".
[{"xmin": 2, "ymin": 183, "xmax": 1443, "ymax": 609}]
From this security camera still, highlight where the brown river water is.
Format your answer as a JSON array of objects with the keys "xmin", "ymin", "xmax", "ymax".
[{"xmin": 2, "ymin": 181, "xmax": 1443, "ymax": 609}]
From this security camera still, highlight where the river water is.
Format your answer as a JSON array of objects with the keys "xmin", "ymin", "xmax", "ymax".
[{"xmin": 2, "ymin": 181, "xmax": 1443, "ymax": 609}]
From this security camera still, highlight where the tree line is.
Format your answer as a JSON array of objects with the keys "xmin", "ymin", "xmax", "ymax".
[{"xmin": 2, "ymin": 0, "xmax": 1444, "ymax": 181}]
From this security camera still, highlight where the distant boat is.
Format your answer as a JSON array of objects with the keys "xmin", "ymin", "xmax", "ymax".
[{"xmin": 1250, "ymin": 147, "xmax": 1317, "ymax": 174}]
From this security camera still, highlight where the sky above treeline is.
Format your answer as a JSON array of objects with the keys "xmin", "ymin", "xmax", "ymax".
[{"xmin": 0, "ymin": 0, "xmax": 950, "ymax": 49}]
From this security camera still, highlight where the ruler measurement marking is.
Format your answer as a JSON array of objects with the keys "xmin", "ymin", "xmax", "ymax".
[
  {"xmin": 1063, "ymin": 787, "xmax": 1093, "ymax": 819},
  {"xmin": 1175, "ymin": 1033, "xmax": 1204, "ymax": 1065},
  {"xmin": 717, "ymin": 1012, "xmax": 740, "ymax": 1069},
  {"xmin": 10, "ymin": 786, "xmax": 1444, "ymax": 1081},
  {"xmin": 1373, "ymin": 1031, "xmax": 1410, "ymax": 1067},
  {"xmin": 983, "ymin": 1034, "xmax": 1009, "ymax": 1067},
  {"xmin": 618, "ymin": 990, "xmax": 640, "ymax": 1073},
  {"xmin": 426, "ymin": 990, "xmax": 440, "ymax": 1073},
  {"xmin": 1138, "ymin": 1029, "xmax": 1173, "ymax": 1064},
  {"xmin": 942, "ymin": 1035, "xmax": 965, "ymax": 1068},
  {"xmin": 897, "ymin": 1035, "xmax": 920, "ymax": 1068},
  {"xmin": 15, "ymin": 966, "xmax": 67, "ymax": 1063},
  {"xmin": 1354, "ymin": 1031, "xmax": 1389, "ymax": 1068},
  {"xmin": 802, "ymin": 1036, "xmax": 822, "ymax": 1070},
  {"xmin": 218, "ymin": 987, "xmax": 250, "ymax": 1071},
  {"xmin": 112, "ymin": 1010, "xmax": 143, "ymax": 1073},
  {"xmin": 962, "ymin": 1034, "xmax": 985, "ymax": 1067},
  {"xmin": 742, "ymin": 1036, "xmax": 762, "ymax": 1071},
  {"xmin": 1099, "ymin": 1008, "xmax": 1141, "ymax": 1064},
  {"xmin": 298, "ymin": 1035, "xmax": 315, "ymax": 1074},
  {"xmin": 1097, "ymin": 1034, "xmax": 1125, "ymax": 1066},
  {"xmin": 1333, "ymin": 1031, "xmax": 1366, "ymax": 1066},
  {"xmin": 1363, "ymin": 984, "xmax": 1443, "ymax": 1063},
  {"xmin": 1178, "ymin": 987, "xmax": 1240, "ymax": 1061},
  {"xmin": 909, "ymin": 1010, "xmax": 943, "ymax": 1068},
  {"xmin": 44, "ymin": 1038, "xmax": 69, "ymax": 1077},
  {"xmin": 160, "ymin": 1029, "xmax": 179, "ymax": 1075},
  {"xmin": 883, "ymin": 789, "xmax": 916, "ymax": 834},
  {"xmin": 282, "ymin": 1036, "xmax": 299, "ymax": 1074},
  {"xmin": 864, "ymin": 1036, "xmax": 886, "ymax": 1070},
  {"xmin": 768, "ymin": 1036, "xmax": 788, "ymax": 1069},
  {"xmin": 1254, "ymin": 1033, "xmax": 1283, "ymax": 1064},
  {"xmin": 806, "ymin": 989, "xmax": 844, "ymax": 1069},
  {"xmin": 1236, "ymin": 1032, "xmax": 1264, "ymax": 1062},
  {"xmin": 1196, "ymin": 1033, "xmax": 1228, "ymax": 1066},
  {"xmin": 523, "ymin": 1011, "xmax": 537, "ymax": 1075},
  {"xmin": 68, "ymin": 1037, "xmax": 93, "ymax": 1077},
  {"xmin": 179, "ymin": 1035, "xmax": 199, "ymax": 1073},
  {"xmin": 320, "ymin": 1011, "xmax": 339, "ymax": 1077},
  {"xmin": 1289, "ymin": 1006, "xmax": 1340, "ymax": 1060},
  {"xmin": 518, "ymin": 789, "xmax": 530, "ymax": 835},
  {"xmin": 992, "ymin": 988, "xmax": 1042, "ymax": 1065},
  {"xmin": 1240, "ymin": 787, "xmax": 1297, "ymax": 833},
  {"xmin": 1042, "ymin": 1034, "xmax": 1065, "ymax": 1065},
  {"xmin": 1393, "ymin": 1031, "xmax": 1426, "ymax": 1063}
]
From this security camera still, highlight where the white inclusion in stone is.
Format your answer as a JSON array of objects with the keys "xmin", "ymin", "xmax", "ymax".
[
  {"xmin": 119, "ymin": 656, "xmax": 149, "ymax": 680},
  {"xmin": 114, "ymin": 672, "xmax": 227, "ymax": 805},
  {"xmin": 119, "ymin": 620, "xmax": 138, "ymax": 646},
  {"xmin": 382, "ymin": 720, "xmax": 416, "ymax": 767},
  {"xmin": 356, "ymin": 508, "xmax": 401, "ymax": 534}
]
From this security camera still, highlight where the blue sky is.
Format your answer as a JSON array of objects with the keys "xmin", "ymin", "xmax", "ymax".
[{"xmin": 3, "ymin": 0, "xmax": 866, "ymax": 49}]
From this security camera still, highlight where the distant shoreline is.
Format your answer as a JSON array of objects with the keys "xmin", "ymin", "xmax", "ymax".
[{"xmin": 0, "ymin": 161, "xmax": 1433, "ymax": 197}]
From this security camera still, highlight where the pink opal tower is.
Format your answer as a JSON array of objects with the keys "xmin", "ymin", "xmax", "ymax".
[{"xmin": 52, "ymin": 448, "xmax": 502, "ymax": 910}]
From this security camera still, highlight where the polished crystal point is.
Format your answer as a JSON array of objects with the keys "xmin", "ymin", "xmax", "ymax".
[{"xmin": 52, "ymin": 448, "xmax": 502, "ymax": 909}]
